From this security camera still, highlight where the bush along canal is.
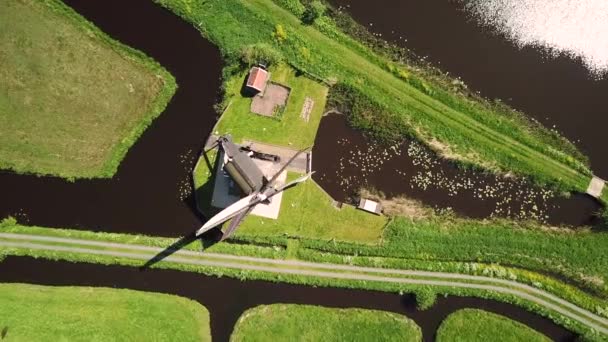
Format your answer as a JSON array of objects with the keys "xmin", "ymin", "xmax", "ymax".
[
  {"xmin": 313, "ymin": 113, "xmax": 602, "ymax": 227},
  {"xmin": 0, "ymin": 256, "xmax": 577, "ymax": 342}
]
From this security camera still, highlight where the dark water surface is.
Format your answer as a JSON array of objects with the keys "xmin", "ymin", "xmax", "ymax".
[
  {"xmin": 329, "ymin": 0, "xmax": 608, "ymax": 178},
  {"xmin": 0, "ymin": 257, "xmax": 576, "ymax": 342},
  {"xmin": 0, "ymin": 0, "xmax": 222, "ymax": 236},
  {"xmin": 313, "ymin": 114, "xmax": 601, "ymax": 226}
]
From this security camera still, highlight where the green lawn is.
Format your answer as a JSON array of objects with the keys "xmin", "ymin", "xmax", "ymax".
[
  {"xmin": 0, "ymin": 0, "xmax": 175, "ymax": 178},
  {"xmin": 230, "ymin": 304, "xmax": 421, "ymax": 342},
  {"xmin": 0, "ymin": 283, "xmax": 210, "ymax": 341},
  {"xmin": 193, "ymin": 151, "xmax": 387, "ymax": 244},
  {"xmin": 215, "ymin": 63, "xmax": 327, "ymax": 149},
  {"xmin": 156, "ymin": 0, "xmax": 592, "ymax": 197},
  {"xmin": 436, "ymin": 309, "xmax": 550, "ymax": 342}
]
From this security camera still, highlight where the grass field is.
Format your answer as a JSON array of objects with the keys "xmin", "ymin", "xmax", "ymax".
[
  {"xmin": 156, "ymin": 0, "xmax": 592, "ymax": 196},
  {"xmin": 230, "ymin": 304, "xmax": 421, "ymax": 342},
  {"xmin": 215, "ymin": 63, "xmax": 328, "ymax": 149},
  {"xmin": 0, "ymin": 0, "xmax": 175, "ymax": 178},
  {"xmin": 0, "ymin": 283, "xmax": 210, "ymax": 341},
  {"xmin": 193, "ymin": 151, "xmax": 387, "ymax": 244},
  {"xmin": 301, "ymin": 216, "xmax": 608, "ymax": 296},
  {"xmin": 436, "ymin": 309, "xmax": 550, "ymax": 342}
]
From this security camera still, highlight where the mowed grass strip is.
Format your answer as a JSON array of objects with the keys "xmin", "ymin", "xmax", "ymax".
[
  {"xmin": 230, "ymin": 304, "xmax": 421, "ymax": 342},
  {"xmin": 436, "ymin": 309, "xmax": 550, "ymax": 342},
  {"xmin": 0, "ymin": 283, "xmax": 210, "ymax": 341},
  {"xmin": 0, "ymin": 0, "xmax": 175, "ymax": 178},
  {"xmin": 216, "ymin": 64, "xmax": 328, "ymax": 149}
]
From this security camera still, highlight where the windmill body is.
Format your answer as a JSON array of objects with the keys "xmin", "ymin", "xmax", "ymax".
[{"xmin": 197, "ymin": 135, "xmax": 312, "ymax": 240}]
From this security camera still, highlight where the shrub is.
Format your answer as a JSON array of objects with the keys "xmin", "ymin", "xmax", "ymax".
[
  {"xmin": 302, "ymin": 0, "xmax": 325, "ymax": 24},
  {"xmin": 273, "ymin": 0, "xmax": 307, "ymax": 16},
  {"xmin": 327, "ymin": 82, "xmax": 411, "ymax": 142},
  {"xmin": 273, "ymin": 24, "xmax": 288, "ymax": 43},
  {"xmin": 240, "ymin": 43, "xmax": 284, "ymax": 67},
  {"xmin": 415, "ymin": 287, "xmax": 437, "ymax": 310},
  {"xmin": 0, "ymin": 216, "xmax": 17, "ymax": 229}
]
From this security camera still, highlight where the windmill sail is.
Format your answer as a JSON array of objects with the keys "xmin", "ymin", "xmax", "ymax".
[{"xmin": 196, "ymin": 194, "xmax": 256, "ymax": 236}]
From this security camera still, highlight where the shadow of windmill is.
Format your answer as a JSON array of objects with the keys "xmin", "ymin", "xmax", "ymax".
[
  {"xmin": 139, "ymin": 228, "xmax": 222, "ymax": 270},
  {"xmin": 141, "ymin": 147, "xmax": 224, "ymax": 270}
]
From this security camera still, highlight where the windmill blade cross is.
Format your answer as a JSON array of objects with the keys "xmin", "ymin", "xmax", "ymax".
[
  {"xmin": 221, "ymin": 206, "xmax": 254, "ymax": 241},
  {"xmin": 271, "ymin": 171, "xmax": 315, "ymax": 195},
  {"xmin": 264, "ymin": 146, "xmax": 310, "ymax": 190},
  {"xmin": 195, "ymin": 194, "xmax": 258, "ymax": 236},
  {"xmin": 204, "ymin": 140, "xmax": 219, "ymax": 154}
]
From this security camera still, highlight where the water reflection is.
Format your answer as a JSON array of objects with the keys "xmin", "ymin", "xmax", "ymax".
[{"xmin": 461, "ymin": 0, "xmax": 608, "ymax": 78}]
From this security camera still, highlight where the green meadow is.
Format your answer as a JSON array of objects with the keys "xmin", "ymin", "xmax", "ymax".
[
  {"xmin": 436, "ymin": 309, "xmax": 550, "ymax": 342},
  {"xmin": 0, "ymin": 0, "xmax": 175, "ymax": 178},
  {"xmin": 0, "ymin": 283, "xmax": 210, "ymax": 341},
  {"xmin": 230, "ymin": 304, "xmax": 421, "ymax": 342}
]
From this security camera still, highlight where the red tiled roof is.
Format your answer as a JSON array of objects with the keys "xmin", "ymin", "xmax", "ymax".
[{"xmin": 246, "ymin": 67, "xmax": 268, "ymax": 92}]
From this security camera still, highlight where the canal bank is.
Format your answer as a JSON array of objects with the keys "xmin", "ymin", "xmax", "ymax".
[
  {"xmin": 313, "ymin": 113, "xmax": 602, "ymax": 226},
  {"xmin": 0, "ymin": 256, "xmax": 578, "ymax": 342},
  {"xmin": 0, "ymin": 0, "xmax": 222, "ymax": 236},
  {"xmin": 328, "ymin": 0, "xmax": 608, "ymax": 179}
]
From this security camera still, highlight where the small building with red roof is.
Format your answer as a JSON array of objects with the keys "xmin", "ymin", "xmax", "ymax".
[{"xmin": 245, "ymin": 66, "xmax": 269, "ymax": 94}]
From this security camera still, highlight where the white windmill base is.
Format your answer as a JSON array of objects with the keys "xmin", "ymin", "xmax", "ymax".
[{"xmin": 211, "ymin": 157, "xmax": 287, "ymax": 220}]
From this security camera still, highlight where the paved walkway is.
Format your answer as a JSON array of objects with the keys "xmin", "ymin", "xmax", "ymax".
[
  {"xmin": 1, "ymin": 232, "xmax": 607, "ymax": 335},
  {"xmin": 204, "ymin": 136, "xmax": 310, "ymax": 173}
]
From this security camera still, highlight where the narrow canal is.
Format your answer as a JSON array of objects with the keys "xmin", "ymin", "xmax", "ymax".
[
  {"xmin": 328, "ymin": 0, "xmax": 608, "ymax": 178},
  {"xmin": 0, "ymin": 257, "xmax": 576, "ymax": 342},
  {"xmin": 0, "ymin": 0, "xmax": 222, "ymax": 236},
  {"xmin": 312, "ymin": 113, "xmax": 601, "ymax": 226}
]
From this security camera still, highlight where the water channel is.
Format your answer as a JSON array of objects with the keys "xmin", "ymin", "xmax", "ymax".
[
  {"xmin": 0, "ymin": 0, "xmax": 600, "ymax": 338},
  {"xmin": 0, "ymin": 0, "xmax": 222, "ymax": 237},
  {"xmin": 313, "ymin": 114, "xmax": 600, "ymax": 226},
  {"xmin": 0, "ymin": 257, "xmax": 576, "ymax": 341},
  {"xmin": 328, "ymin": 0, "xmax": 608, "ymax": 178},
  {"xmin": 309, "ymin": 0, "xmax": 608, "ymax": 226}
]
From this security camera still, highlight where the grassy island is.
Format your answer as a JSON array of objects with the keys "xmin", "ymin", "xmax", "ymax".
[
  {"xmin": 436, "ymin": 309, "xmax": 550, "ymax": 342},
  {"xmin": 231, "ymin": 304, "xmax": 421, "ymax": 341},
  {"xmin": 0, "ymin": 0, "xmax": 175, "ymax": 178},
  {"xmin": 0, "ymin": 283, "xmax": 210, "ymax": 341}
]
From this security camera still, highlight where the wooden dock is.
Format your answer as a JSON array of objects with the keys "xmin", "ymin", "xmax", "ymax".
[{"xmin": 586, "ymin": 176, "xmax": 605, "ymax": 199}]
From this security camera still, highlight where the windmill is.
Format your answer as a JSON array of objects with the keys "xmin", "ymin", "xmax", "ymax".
[{"xmin": 196, "ymin": 135, "xmax": 312, "ymax": 241}]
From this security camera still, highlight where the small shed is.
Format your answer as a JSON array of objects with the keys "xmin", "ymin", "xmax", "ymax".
[
  {"xmin": 245, "ymin": 66, "xmax": 269, "ymax": 94},
  {"xmin": 358, "ymin": 198, "xmax": 383, "ymax": 215},
  {"xmin": 586, "ymin": 176, "xmax": 605, "ymax": 199}
]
